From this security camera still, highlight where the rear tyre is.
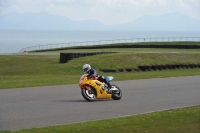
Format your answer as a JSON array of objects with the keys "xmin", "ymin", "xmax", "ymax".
[
  {"xmin": 81, "ymin": 88, "xmax": 96, "ymax": 102},
  {"xmin": 111, "ymin": 85, "xmax": 122, "ymax": 100}
]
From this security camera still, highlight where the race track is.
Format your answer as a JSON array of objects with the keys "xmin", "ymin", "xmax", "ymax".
[{"xmin": 0, "ymin": 76, "xmax": 200, "ymax": 131}]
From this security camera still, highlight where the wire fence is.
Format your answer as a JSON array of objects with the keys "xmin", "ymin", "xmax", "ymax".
[{"xmin": 20, "ymin": 37, "xmax": 200, "ymax": 53}]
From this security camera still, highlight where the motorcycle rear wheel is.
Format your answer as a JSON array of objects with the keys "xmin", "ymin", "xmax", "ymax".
[
  {"xmin": 111, "ymin": 85, "xmax": 122, "ymax": 100},
  {"xmin": 81, "ymin": 88, "xmax": 96, "ymax": 102}
]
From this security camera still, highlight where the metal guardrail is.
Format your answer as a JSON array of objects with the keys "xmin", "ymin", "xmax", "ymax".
[{"xmin": 20, "ymin": 37, "xmax": 200, "ymax": 53}]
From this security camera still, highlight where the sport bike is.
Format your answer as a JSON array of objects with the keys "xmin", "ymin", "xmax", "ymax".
[{"xmin": 79, "ymin": 74, "xmax": 122, "ymax": 102}]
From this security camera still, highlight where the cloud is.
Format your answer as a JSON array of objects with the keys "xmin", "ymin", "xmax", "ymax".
[{"xmin": 1, "ymin": 0, "xmax": 200, "ymax": 24}]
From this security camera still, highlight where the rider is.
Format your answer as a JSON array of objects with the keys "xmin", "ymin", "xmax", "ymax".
[{"xmin": 82, "ymin": 64, "xmax": 112, "ymax": 89}]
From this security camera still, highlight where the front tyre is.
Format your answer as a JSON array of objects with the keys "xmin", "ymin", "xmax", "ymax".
[
  {"xmin": 81, "ymin": 88, "xmax": 96, "ymax": 102},
  {"xmin": 111, "ymin": 85, "xmax": 122, "ymax": 100}
]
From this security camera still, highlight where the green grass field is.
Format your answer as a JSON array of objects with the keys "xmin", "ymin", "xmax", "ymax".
[{"xmin": 1, "ymin": 52, "xmax": 200, "ymax": 89}]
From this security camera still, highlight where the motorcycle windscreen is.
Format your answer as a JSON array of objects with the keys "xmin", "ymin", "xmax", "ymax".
[{"xmin": 106, "ymin": 76, "xmax": 114, "ymax": 82}]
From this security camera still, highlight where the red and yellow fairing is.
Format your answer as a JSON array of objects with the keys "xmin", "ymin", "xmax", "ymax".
[{"xmin": 79, "ymin": 74, "xmax": 112, "ymax": 99}]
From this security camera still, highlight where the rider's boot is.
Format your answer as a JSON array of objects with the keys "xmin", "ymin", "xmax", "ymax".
[
  {"xmin": 106, "ymin": 82, "xmax": 114, "ymax": 93},
  {"xmin": 104, "ymin": 80, "xmax": 112, "ymax": 90}
]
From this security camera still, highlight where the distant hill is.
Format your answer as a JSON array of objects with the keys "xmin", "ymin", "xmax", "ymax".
[
  {"xmin": 108, "ymin": 13, "xmax": 200, "ymax": 31},
  {"xmin": 0, "ymin": 12, "xmax": 105, "ymax": 30},
  {"xmin": 0, "ymin": 12, "xmax": 200, "ymax": 31}
]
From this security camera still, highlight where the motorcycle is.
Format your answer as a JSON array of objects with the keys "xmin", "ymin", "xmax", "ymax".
[{"xmin": 79, "ymin": 74, "xmax": 122, "ymax": 102}]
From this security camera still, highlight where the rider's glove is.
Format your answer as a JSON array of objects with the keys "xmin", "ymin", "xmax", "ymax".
[{"xmin": 86, "ymin": 75, "xmax": 91, "ymax": 79}]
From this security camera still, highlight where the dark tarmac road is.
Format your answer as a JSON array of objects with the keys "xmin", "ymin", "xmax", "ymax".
[{"xmin": 0, "ymin": 76, "xmax": 200, "ymax": 131}]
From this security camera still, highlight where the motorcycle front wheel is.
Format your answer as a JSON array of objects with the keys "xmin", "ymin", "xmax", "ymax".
[
  {"xmin": 81, "ymin": 88, "xmax": 96, "ymax": 102},
  {"xmin": 111, "ymin": 85, "xmax": 122, "ymax": 100}
]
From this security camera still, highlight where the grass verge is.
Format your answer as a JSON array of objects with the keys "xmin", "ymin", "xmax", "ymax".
[
  {"xmin": 1, "ymin": 69, "xmax": 200, "ymax": 89},
  {"xmin": 0, "ymin": 53, "xmax": 200, "ymax": 89},
  {"xmin": 1, "ymin": 105, "xmax": 200, "ymax": 133}
]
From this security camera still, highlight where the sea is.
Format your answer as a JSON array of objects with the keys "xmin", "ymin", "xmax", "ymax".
[{"xmin": 0, "ymin": 30, "xmax": 200, "ymax": 54}]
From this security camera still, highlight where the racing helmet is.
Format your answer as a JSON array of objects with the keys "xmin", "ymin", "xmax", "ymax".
[{"xmin": 82, "ymin": 64, "xmax": 91, "ymax": 73}]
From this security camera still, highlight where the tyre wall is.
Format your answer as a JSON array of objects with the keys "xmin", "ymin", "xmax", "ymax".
[
  {"xmin": 99, "ymin": 63, "xmax": 200, "ymax": 73},
  {"xmin": 59, "ymin": 52, "xmax": 116, "ymax": 63}
]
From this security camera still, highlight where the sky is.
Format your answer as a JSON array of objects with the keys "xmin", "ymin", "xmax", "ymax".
[{"xmin": 0, "ymin": 0, "xmax": 200, "ymax": 25}]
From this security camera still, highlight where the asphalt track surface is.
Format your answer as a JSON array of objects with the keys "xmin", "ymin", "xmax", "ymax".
[{"xmin": 0, "ymin": 76, "xmax": 200, "ymax": 131}]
